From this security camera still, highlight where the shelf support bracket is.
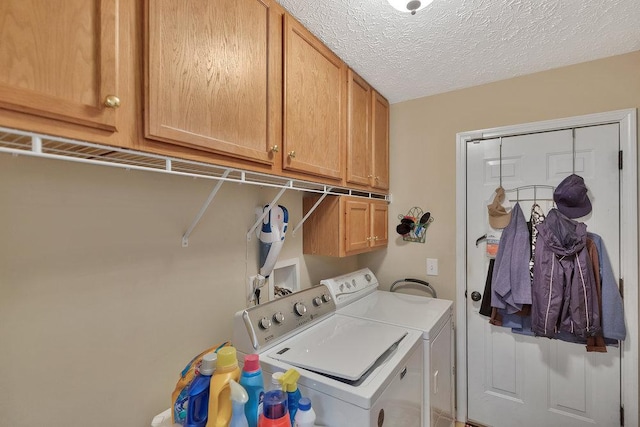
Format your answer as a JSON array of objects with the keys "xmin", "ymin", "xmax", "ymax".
[
  {"xmin": 182, "ymin": 170, "xmax": 231, "ymax": 247},
  {"xmin": 247, "ymin": 181, "xmax": 292, "ymax": 241},
  {"xmin": 291, "ymin": 187, "xmax": 332, "ymax": 236}
]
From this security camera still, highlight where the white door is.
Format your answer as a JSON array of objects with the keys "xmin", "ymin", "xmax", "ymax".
[{"xmin": 466, "ymin": 124, "xmax": 621, "ymax": 426}]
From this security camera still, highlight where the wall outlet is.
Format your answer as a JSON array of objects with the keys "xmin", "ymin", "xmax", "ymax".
[
  {"xmin": 247, "ymin": 275, "xmax": 258, "ymax": 303},
  {"xmin": 427, "ymin": 258, "xmax": 438, "ymax": 276}
]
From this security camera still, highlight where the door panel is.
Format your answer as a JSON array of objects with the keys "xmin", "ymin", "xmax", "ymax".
[{"xmin": 466, "ymin": 124, "xmax": 621, "ymax": 427}]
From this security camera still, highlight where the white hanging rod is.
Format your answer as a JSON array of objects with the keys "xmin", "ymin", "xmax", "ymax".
[
  {"xmin": 0, "ymin": 126, "xmax": 390, "ymax": 244},
  {"xmin": 182, "ymin": 170, "xmax": 231, "ymax": 247},
  {"xmin": 290, "ymin": 190, "xmax": 331, "ymax": 236}
]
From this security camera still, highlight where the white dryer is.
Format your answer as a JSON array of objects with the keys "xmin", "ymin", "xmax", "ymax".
[
  {"xmin": 233, "ymin": 284, "xmax": 424, "ymax": 427},
  {"xmin": 321, "ymin": 269, "xmax": 455, "ymax": 427}
]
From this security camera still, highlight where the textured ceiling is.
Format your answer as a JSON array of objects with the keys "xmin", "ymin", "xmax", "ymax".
[{"xmin": 276, "ymin": 0, "xmax": 640, "ymax": 104}]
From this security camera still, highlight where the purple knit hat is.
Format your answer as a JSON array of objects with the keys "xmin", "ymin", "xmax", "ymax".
[{"xmin": 553, "ymin": 174, "xmax": 592, "ymax": 218}]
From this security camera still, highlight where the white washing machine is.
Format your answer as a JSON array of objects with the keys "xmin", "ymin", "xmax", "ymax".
[
  {"xmin": 233, "ymin": 284, "xmax": 424, "ymax": 427},
  {"xmin": 321, "ymin": 269, "xmax": 455, "ymax": 427}
]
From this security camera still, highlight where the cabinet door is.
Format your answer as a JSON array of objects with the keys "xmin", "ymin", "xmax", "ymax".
[
  {"xmin": 370, "ymin": 201, "xmax": 388, "ymax": 248},
  {"xmin": 0, "ymin": 0, "xmax": 119, "ymax": 131},
  {"xmin": 283, "ymin": 14, "xmax": 346, "ymax": 180},
  {"xmin": 344, "ymin": 199, "xmax": 371, "ymax": 255},
  {"xmin": 346, "ymin": 70, "xmax": 372, "ymax": 186},
  {"xmin": 146, "ymin": 0, "xmax": 279, "ymax": 165},
  {"xmin": 372, "ymin": 91, "xmax": 390, "ymax": 190}
]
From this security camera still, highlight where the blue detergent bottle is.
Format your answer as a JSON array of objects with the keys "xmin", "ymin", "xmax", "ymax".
[
  {"xmin": 278, "ymin": 369, "xmax": 302, "ymax": 425},
  {"xmin": 185, "ymin": 352, "xmax": 217, "ymax": 427},
  {"xmin": 239, "ymin": 354, "xmax": 264, "ymax": 427}
]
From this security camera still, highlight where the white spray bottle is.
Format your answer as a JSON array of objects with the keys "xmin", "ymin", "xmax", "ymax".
[{"xmin": 229, "ymin": 379, "xmax": 249, "ymax": 427}]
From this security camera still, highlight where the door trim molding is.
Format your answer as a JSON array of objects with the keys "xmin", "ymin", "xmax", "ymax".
[{"xmin": 455, "ymin": 108, "xmax": 638, "ymax": 425}]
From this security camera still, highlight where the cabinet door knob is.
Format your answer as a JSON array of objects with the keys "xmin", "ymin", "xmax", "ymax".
[
  {"xmin": 270, "ymin": 145, "xmax": 279, "ymax": 153},
  {"xmin": 104, "ymin": 95, "xmax": 121, "ymax": 108},
  {"xmin": 375, "ymin": 176, "xmax": 380, "ymax": 182},
  {"xmin": 367, "ymin": 174, "xmax": 373, "ymax": 178},
  {"xmin": 288, "ymin": 151, "xmax": 296, "ymax": 158},
  {"xmin": 366, "ymin": 236, "xmax": 373, "ymax": 241},
  {"xmin": 374, "ymin": 236, "xmax": 379, "ymax": 241}
]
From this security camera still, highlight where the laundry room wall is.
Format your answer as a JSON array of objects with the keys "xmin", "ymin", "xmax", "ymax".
[
  {"xmin": 0, "ymin": 155, "xmax": 356, "ymax": 427},
  {"xmin": 361, "ymin": 50, "xmax": 640, "ymax": 303}
]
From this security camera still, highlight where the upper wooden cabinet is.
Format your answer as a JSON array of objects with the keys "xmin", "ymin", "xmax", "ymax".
[
  {"xmin": 371, "ymin": 90, "xmax": 390, "ymax": 191},
  {"xmin": 346, "ymin": 71, "xmax": 390, "ymax": 191},
  {"xmin": 346, "ymin": 70, "xmax": 372, "ymax": 187},
  {"xmin": 0, "ymin": 0, "xmax": 120, "ymax": 131},
  {"xmin": 303, "ymin": 195, "xmax": 388, "ymax": 257},
  {"xmin": 145, "ymin": 0, "xmax": 282, "ymax": 166},
  {"xmin": 282, "ymin": 14, "xmax": 346, "ymax": 181}
]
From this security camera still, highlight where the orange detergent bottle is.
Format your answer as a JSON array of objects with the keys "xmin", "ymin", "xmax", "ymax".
[
  {"xmin": 258, "ymin": 389, "xmax": 291, "ymax": 427},
  {"xmin": 206, "ymin": 346, "xmax": 241, "ymax": 427}
]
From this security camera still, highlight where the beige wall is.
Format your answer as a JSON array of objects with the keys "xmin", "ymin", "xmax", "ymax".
[
  {"xmin": 0, "ymin": 156, "xmax": 355, "ymax": 426},
  {"xmin": 364, "ymin": 50, "xmax": 640, "ymax": 304}
]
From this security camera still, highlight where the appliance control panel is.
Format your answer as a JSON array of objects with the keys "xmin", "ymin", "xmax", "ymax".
[
  {"xmin": 320, "ymin": 268, "xmax": 379, "ymax": 308},
  {"xmin": 233, "ymin": 284, "xmax": 335, "ymax": 354}
]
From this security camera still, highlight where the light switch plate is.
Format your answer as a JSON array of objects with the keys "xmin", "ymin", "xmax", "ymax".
[{"xmin": 427, "ymin": 258, "xmax": 438, "ymax": 276}]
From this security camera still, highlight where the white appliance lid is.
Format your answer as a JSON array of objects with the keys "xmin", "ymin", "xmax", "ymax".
[
  {"xmin": 338, "ymin": 291, "xmax": 452, "ymax": 339},
  {"xmin": 267, "ymin": 315, "xmax": 408, "ymax": 381}
]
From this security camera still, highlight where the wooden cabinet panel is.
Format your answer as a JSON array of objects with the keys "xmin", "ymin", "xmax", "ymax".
[
  {"xmin": 372, "ymin": 91, "xmax": 390, "ymax": 190},
  {"xmin": 283, "ymin": 14, "xmax": 346, "ymax": 180},
  {"xmin": 303, "ymin": 195, "xmax": 388, "ymax": 257},
  {"xmin": 0, "ymin": 0, "xmax": 119, "ymax": 131},
  {"xmin": 344, "ymin": 199, "xmax": 371, "ymax": 255},
  {"xmin": 370, "ymin": 201, "xmax": 389, "ymax": 248},
  {"xmin": 346, "ymin": 70, "xmax": 371, "ymax": 186},
  {"xmin": 146, "ymin": 0, "xmax": 281, "ymax": 166}
]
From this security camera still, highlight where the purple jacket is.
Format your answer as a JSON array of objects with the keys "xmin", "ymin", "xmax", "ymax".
[{"xmin": 532, "ymin": 209, "xmax": 600, "ymax": 338}]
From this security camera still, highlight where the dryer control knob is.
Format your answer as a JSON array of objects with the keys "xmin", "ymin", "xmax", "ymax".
[
  {"xmin": 259, "ymin": 317, "xmax": 272, "ymax": 330},
  {"xmin": 322, "ymin": 294, "xmax": 332, "ymax": 303},
  {"xmin": 294, "ymin": 302, "xmax": 307, "ymax": 316},
  {"xmin": 312, "ymin": 297, "xmax": 322, "ymax": 307},
  {"xmin": 273, "ymin": 312, "xmax": 285, "ymax": 324},
  {"xmin": 365, "ymin": 273, "xmax": 372, "ymax": 282}
]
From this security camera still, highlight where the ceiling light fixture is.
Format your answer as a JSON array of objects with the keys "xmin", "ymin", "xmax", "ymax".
[{"xmin": 387, "ymin": 0, "xmax": 433, "ymax": 15}]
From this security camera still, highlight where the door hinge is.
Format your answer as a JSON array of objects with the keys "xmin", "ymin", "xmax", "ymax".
[
  {"xmin": 620, "ymin": 405, "xmax": 624, "ymax": 426},
  {"xmin": 619, "ymin": 150, "xmax": 623, "ymax": 170},
  {"xmin": 619, "ymin": 278, "xmax": 624, "ymax": 299}
]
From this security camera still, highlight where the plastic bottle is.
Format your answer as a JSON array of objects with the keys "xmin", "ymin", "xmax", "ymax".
[
  {"xmin": 258, "ymin": 390, "xmax": 291, "ymax": 427},
  {"xmin": 229, "ymin": 379, "xmax": 249, "ymax": 427},
  {"xmin": 278, "ymin": 369, "xmax": 302, "ymax": 425},
  {"xmin": 185, "ymin": 352, "xmax": 217, "ymax": 427},
  {"xmin": 293, "ymin": 398, "xmax": 316, "ymax": 427},
  {"xmin": 206, "ymin": 346, "xmax": 241, "ymax": 427},
  {"xmin": 270, "ymin": 372, "xmax": 284, "ymax": 391},
  {"xmin": 239, "ymin": 354, "xmax": 264, "ymax": 427}
]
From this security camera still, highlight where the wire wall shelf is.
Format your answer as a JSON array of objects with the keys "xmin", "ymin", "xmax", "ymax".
[{"xmin": 0, "ymin": 127, "xmax": 390, "ymax": 246}]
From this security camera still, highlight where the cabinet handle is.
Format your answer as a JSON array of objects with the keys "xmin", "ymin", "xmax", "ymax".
[
  {"xmin": 375, "ymin": 176, "xmax": 380, "ymax": 182},
  {"xmin": 366, "ymin": 236, "xmax": 373, "ymax": 241},
  {"xmin": 104, "ymin": 95, "xmax": 121, "ymax": 108},
  {"xmin": 271, "ymin": 145, "xmax": 279, "ymax": 153},
  {"xmin": 288, "ymin": 151, "xmax": 296, "ymax": 158},
  {"xmin": 367, "ymin": 174, "xmax": 373, "ymax": 178},
  {"xmin": 374, "ymin": 236, "xmax": 379, "ymax": 241}
]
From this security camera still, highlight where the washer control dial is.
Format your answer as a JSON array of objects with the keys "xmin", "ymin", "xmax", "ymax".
[
  {"xmin": 322, "ymin": 294, "xmax": 332, "ymax": 303},
  {"xmin": 259, "ymin": 317, "xmax": 272, "ymax": 330},
  {"xmin": 365, "ymin": 273, "xmax": 372, "ymax": 282},
  {"xmin": 294, "ymin": 302, "xmax": 307, "ymax": 316},
  {"xmin": 312, "ymin": 297, "xmax": 322, "ymax": 307},
  {"xmin": 273, "ymin": 312, "xmax": 285, "ymax": 324}
]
